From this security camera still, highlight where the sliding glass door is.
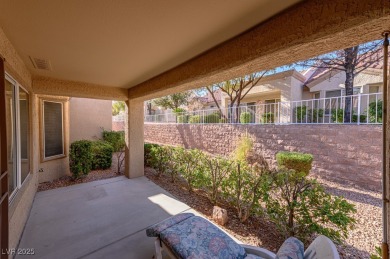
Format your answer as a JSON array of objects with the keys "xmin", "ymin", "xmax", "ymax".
[{"xmin": 5, "ymin": 75, "xmax": 30, "ymax": 199}]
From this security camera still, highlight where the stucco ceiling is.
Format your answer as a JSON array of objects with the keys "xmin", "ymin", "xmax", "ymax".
[{"xmin": 0, "ymin": 0, "xmax": 301, "ymax": 88}]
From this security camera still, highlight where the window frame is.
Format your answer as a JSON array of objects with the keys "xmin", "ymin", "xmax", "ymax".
[
  {"xmin": 5, "ymin": 73, "xmax": 31, "ymax": 201},
  {"xmin": 40, "ymin": 99, "xmax": 66, "ymax": 162}
]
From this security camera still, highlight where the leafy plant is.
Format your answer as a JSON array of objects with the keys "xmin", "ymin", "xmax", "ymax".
[
  {"xmin": 91, "ymin": 141, "xmax": 114, "ymax": 170},
  {"xmin": 370, "ymin": 246, "xmax": 382, "ymax": 259},
  {"xmin": 189, "ymin": 115, "xmax": 201, "ymax": 123},
  {"xmin": 69, "ymin": 140, "xmax": 93, "ymax": 179},
  {"xmin": 266, "ymin": 169, "xmax": 356, "ymax": 243},
  {"xmin": 352, "ymin": 114, "xmax": 367, "ymax": 123},
  {"xmin": 149, "ymin": 145, "xmax": 171, "ymax": 177},
  {"xmin": 261, "ymin": 112, "xmax": 274, "ymax": 123},
  {"xmin": 203, "ymin": 155, "xmax": 233, "ymax": 204},
  {"xmin": 276, "ymin": 151, "xmax": 313, "ymax": 175},
  {"xmin": 369, "ymin": 100, "xmax": 382, "ymax": 123},
  {"xmin": 205, "ymin": 113, "xmax": 220, "ymax": 123},
  {"xmin": 176, "ymin": 148, "xmax": 206, "ymax": 191},
  {"xmin": 307, "ymin": 108, "xmax": 324, "ymax": 123},
  {"xmin": 177, "ymin": 115, "xmax": 189, "ymax": 123},
  {"xmin": 294, "ymin": 106, "xmax": 307, "ymax": 122},
  {"xmin": 144, "ymin": 143, "xmax": 158, "ymax": 166},
  {"xmin": 240, "ymin": 112, "xmax": 251, "ymax": 124},
  {"xmin": 103, "ymin": 130, "xmax": 125, "ymax": 174},
  {"xmin": 233, "ymin": 135, "xmax": 253, "ymax": 163},
  {"xmin": 331, "ymin": 109, "xmax": 344, "ymax": 123}
]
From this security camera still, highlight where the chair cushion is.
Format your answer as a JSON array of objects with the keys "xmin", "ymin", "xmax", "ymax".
[
  {"xmin": 146, "ymin": 213, "xmax": 194, "ymax": 237},
  {"xmin": 159, "ymin": 215, "xmax": 247, "ymax": 259},
  {"xmin": 275, "ymin": 237, "xmax": 304, "ymax": 259}
]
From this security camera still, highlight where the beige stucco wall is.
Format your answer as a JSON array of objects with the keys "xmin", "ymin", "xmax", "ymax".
[{"xmin": 69, "ymin": 98, "xmax": 112, "ymax": 143}]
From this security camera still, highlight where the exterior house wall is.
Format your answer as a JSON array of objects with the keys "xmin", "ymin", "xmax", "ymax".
[
  {"xmin": 144, "ymin": 123, "xmax": 382, "ymax": 190},
  {"xmin": 69, "ymin": 98, "xmax": 112, "ymax": 143}
]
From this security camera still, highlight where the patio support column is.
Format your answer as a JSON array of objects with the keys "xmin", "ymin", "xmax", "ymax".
[{"xmin": 124, "ymin": 98, "xmax": 144, "ymax": 178}]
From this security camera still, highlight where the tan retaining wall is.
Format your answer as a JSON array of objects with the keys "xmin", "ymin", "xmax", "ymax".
[{"xmin": 144, "ymin": 124, "xmax": 382, "ymax": 190}]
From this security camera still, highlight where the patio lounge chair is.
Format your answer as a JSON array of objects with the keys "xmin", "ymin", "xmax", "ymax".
[{"xmin": 146, "ymin": 213, "xmax": 340, "ymax": 259}]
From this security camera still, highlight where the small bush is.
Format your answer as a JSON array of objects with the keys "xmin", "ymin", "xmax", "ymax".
[
  {"xmin": 308, "ymin": 108, "xmax": 324, "ymax": 123},
  {"xmin": 149, "ymin": 145, "xmax": 171, "ymax": 177},
  {"xmin": 331, "ymin": 109, "xmax": 344, "ymax": 123},
  {"xmin": 144, "ymin": 143, "xmax": 159, "ymax": 166},
  {"xmin": 103, "ymin": 130, "xmax": 125, "ymax": 174},
  {"xmin": 369, "ymin": 100, "xmax": 382, "ymax": 123},
  {"xmin": 294, "ymin": 106, "xmax": 307, "ymax": 122},
  {"xmin": 219, "ymin": 117, "xmax": 228, "ymax": 123},
  {"xmin": 261, "ymin": 112, "xmax": 274, "ymax": 123},
  {"xmin": 70, "ymin": 140, "xmax": 93, "ymax": 179},
  {"xmin": 91, "ymin": 141, "xmax": 114, "ymax": 170},
  {"xmin": 276, "ymin": 151, "xmax": 313, "ymax": 175},
  {"xmin": 352, "ymin": 114, "xmax": 367, "ymax": 123},
  {"xmin": 205, "ymin": 113, "xmax": 220, "ymax": 123},
  {"xmin": 175, "ymin": 148, "xmax": 207, "ymax": 191},
  {"xmin": 266, "ymin": 169, "xmax": 356, "ymax": 242},
  {"xmin": 189, "ymin": 115, "xmax": 201, "ymax": 123},
  {"xmin": 240, "ymin": 112, "xmax": 251, "ymax": 123},
  {"xmin": 177, "ymin": 115, "xmax": 189, "ymax": 123}
]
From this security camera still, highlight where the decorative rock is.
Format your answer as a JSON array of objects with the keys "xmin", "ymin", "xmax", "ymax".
[{"xmin": 212, "ymin": 206, "xmax": 228, "ymax": 226}]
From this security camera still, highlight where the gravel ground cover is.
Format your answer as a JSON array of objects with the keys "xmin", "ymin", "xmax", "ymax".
[
  {"xmin": 145, "ymin": 167, "xmax": 381, "ymax": 259},
  {"xmin": 38, "ymin": 153, "xmax": 123, "ymax": 192}
]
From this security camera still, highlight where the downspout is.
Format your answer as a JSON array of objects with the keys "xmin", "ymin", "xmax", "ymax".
[{"xmin": 383, "ymin": 31, "xmax": 389, "ymax": 259}]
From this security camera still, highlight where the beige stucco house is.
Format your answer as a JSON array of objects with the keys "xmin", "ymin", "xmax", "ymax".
[{"xmin": 0, "ymin": 1, "xmax": 390, "ymax": 258}]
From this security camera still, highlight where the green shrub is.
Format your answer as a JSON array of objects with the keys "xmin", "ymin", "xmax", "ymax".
[
  {"xmin": 175, "ymin": 148, "xmax": 207, "ymax": 191},
  {"xmin": 149, "ymin": 145, "xmax": 171, "ymax": 177},
  {"xmin": 103, "ymin": 130, "xmax": 125, "ymax": 173},
  {"xmin": 369, "ymin": 100, "xmax": 382, "ymax": 123},
  {"xmin": 266, "ymin": 169, "xmax": 356, "ymax": 243},
  {"xmin": 219, "ymin": 117, "xmax": 228, "ymax": 123},
  {"xmin": 331, "ymin": 109, "xmax": 344, "ymax": 123},
  {"xmin": 177, "ymin": 115, "xmax": 189, "ymax": 123},
  {"xmin": 173, "ymin": 107, "xmax": 186, "ymax": 114},
  {"xmin": 233, "ymin": 135, "xmax": 253, "ymax": 163},
  {"xmin": 370, "ymin": 246, "xmax": 382, "ymax": 259},
  {"xmin": 240, "ymin": 112, "xmax": 251, "ymax": 124},
  {"xmin": 276, "ymin": 151, "xmax": 313, "ymax": 175},
  {"xmin": 308, "ymin": 108, "xmax": 324, "ymax": 123},
  {"xmin": 69, "ymin": 140, "xmax": 93, "ymax": 179},
  {"xmin": 91, "ymin": 141, "xmax": 114, "ymax": 170},
  {"xmin": 261, "ymin": 112, "xmax": 274, "ymax": 123},
  {"xmin": 352, "ymin": 114, "xmax": 367, "ymax": 123},
  {"xmin": 203, "ymin": 155, "xmax": 233, "ymax": 204},
  {"xmin": 189, "ymin": 115, "xmax": 201, "ymax": 123},
  {"xmin": 144, "ymin": 143, "xmax": 159, "ymax": 166},
  {"xmin": 294, "ymin": 106, "xmax": 307, "ymax": 122},
  {"xmin": 205, "ymin": 113, "xmax": 220, "ymax": 123}
]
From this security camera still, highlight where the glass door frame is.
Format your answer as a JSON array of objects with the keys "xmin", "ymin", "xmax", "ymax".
[{"xmin": 5, "ymin": 73, "xmax": 30, "ymax": 202}]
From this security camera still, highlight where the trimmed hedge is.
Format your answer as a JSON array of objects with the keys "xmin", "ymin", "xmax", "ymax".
[
  {"xmin": 205, "ymin": 113, "xmax": 220, "ymax": 123},
  {"xmin": 91, "ymin": 141, "xmax": 114, "ymax": 170},
  {"xmin": 240, "ymin": 112, "xmax": 251, "ymax": 123},
  {"xmin": 70, "ymin": 140, "xmax": 93, "ymax": 179},
  {"xmin": 276, "ymin": 151, "xmax": 313, "ymax": 175},
  {"xmin": 103, "ymin": 130, "xmax": 125, "ymax": 152},
  {"xmin": 262, "ymin": 112, "xmax": 274, "ymax": 123},
  {"xmin": 189, "ymin": 115, "xmax": 201, "ymax": 123}
]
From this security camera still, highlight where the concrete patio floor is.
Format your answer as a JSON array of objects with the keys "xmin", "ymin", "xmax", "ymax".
[{"xmin": 16, "ymin": 176, "xmax": 194, "ymax": 259}]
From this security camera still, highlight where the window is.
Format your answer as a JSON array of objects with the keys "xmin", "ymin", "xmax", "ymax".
[
  {"xmin": 325, "ymin": 90, "xmax": 342, "ymax": 114},
  {"xmin": 313, "ymin": 92, "xmax": 320, "ymax": 99},
  {"xmin": 42, "ymin": 101, "xmax": 65, "ymax": 160},
  {"xmin": 5, "ymin": 75, "xmax": 30, "ymax": 199}
]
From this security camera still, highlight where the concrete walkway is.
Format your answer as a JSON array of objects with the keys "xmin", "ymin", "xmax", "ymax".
[{"xmin": 16, "ymin": 176, "xmax": 192, "ymax": 259}]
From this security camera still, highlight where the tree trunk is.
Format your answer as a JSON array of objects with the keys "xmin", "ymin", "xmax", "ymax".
[
  {"xmin": 288, "ymin": 207, "xmax": 295, "ymax": 236},
  {"xmin": 343, "ymin": 47, "xmax": 357, "ymax": 123}
]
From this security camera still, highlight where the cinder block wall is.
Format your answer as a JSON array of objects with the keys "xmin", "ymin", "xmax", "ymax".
[{"xmin": 144, "ymin": 124, "xmax": 382, "ymax": 190}]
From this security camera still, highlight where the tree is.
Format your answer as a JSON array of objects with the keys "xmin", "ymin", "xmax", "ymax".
[
  {"xmin": 112, "ymin": 101, "xmax": 125, "ymax": 116},
  {"xmin": 152, "ymin": 92, "xmax": 191, "ymax": 111},
  {"xmin": 205, "ymin": 71, "xmax": 268, "ymax": 122},
  {"xmin": 296, "ymin": 41, "xmax": 382, "ymax": 122}
]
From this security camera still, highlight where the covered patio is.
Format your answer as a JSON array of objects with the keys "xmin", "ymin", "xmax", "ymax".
[
  {"xmin": 16, "ymin": 176, "xmax": 193, "ymax": 259},
  {"xmin": 1, "ymin": 0, "xmax": 390, "ymax": 258}
]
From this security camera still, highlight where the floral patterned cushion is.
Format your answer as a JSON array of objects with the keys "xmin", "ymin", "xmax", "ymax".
[
  {"xmin": 159, "ymin": 215, "xmax": 247, "ymax": 259},
  {"xmin": 275, "ymin": 237, "xmax": 304, "ymax": 259},
  {"xmin": 146, "ymin": 213, "xmax": 195, "ymax": 237}
]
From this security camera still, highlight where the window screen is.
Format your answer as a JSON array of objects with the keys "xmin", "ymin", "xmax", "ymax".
[{"xmin": 44, "ymin": 101, "xmax": 64, "ymax": 158}]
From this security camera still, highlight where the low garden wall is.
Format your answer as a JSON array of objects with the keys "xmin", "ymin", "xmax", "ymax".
[{"xmin": 144, "ymin": 123, "xmax": 382, "ymax": 190}]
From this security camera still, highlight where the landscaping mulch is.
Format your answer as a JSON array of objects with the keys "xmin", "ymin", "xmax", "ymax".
[
  {"xmin": 145, "ymin": 167, "xmax": 381, "ymax": 259},
  {"xmin": 38, "ymin": 153, "xmax": 124, "ymax": 192}
]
